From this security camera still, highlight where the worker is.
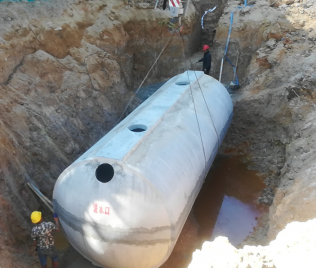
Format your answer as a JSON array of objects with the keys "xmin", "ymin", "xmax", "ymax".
[
  {"xmin": 163, "ymin": 0, "xmax": 167, "ymax": 10},
  {"xmin": 31, "ymin": 211, "xmax": 60, "ymax": 268},
  {"xmin": 197, "ymin": 45, "xmax": 212, "ymax": 75}
]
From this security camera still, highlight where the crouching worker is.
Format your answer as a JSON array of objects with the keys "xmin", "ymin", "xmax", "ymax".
[{"xmin": 31, "ymin": 211, "xmax": 60, "ymax": 268}]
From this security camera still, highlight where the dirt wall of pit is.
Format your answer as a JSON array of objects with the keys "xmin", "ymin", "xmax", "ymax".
[
  {"xmin": 191, "ymin": 0, "xmax": 316, "ymax": 263},
  {"xmin": 0, "ymin": 0, "xmax": 203, "ymax": 266}
]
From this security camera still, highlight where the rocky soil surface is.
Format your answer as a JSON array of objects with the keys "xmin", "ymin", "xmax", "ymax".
[
  {"xmin": 189, "ymin": 0, "xmax": 316, "ymax": 266},
  {"xmin": 0, "ymin": 0, "xmax": 200, "ymax": 267},
  {"xmin": 214, "ymin": 0, "xmax": 316, "ymax": 241}
]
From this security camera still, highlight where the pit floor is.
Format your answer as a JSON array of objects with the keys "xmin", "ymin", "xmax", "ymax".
[{"xmin": 54, "ymin": 153, "xmax": 266, "ymax": 268}]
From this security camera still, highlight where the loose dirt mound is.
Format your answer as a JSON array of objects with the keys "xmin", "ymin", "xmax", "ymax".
[{"xmin": 189, "ymin": 219, "xmax": 316, "ymax": 268}]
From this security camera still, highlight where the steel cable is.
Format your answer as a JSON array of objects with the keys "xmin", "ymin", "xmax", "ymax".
[
  {"xmin": 179, "ymin": 30, "xmax": 221, "ymax": 162},
  {"xmin": 115, "ymin": 32, "xmax": 176, "ymax": 125}
]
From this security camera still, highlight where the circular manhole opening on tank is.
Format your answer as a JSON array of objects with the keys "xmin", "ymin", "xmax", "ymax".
[
  {"xmin": 128, "ymin": 124, "xmax": 147, "ymax": 132},
  {"xmin": 95, "ymin": 163, "xmax": 114, "ymax": 183},
  {"xmin": 175, "ymin": 81, "xmax": 190, "ymax": 86}
]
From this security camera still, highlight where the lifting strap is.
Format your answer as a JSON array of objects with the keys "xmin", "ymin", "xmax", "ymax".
[{"xmin": 179, "ymin": 30, "xmax": 220, "ymax": 178}]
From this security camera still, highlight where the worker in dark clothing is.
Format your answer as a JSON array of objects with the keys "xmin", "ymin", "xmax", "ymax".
[
  {"xmin": 31, "ymin": 211, "xmax": 60, "ymax": 268},
  {"xmin": 163, "ymin": 0, "xmax": 168, "ymax": 10},
  {"xmin": 197, "ymin": 45, "xmax": 211, "ymax": 75}
]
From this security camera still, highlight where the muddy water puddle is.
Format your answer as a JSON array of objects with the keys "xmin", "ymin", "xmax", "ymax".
[{"xmin": 161, "ymin": 153, "xmax": 266, "ymax": 268}]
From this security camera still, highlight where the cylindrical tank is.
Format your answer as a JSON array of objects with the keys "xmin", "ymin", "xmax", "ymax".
[{"xmin": 53, "ymin": 71, "xmax": 233, "ymax": 268}]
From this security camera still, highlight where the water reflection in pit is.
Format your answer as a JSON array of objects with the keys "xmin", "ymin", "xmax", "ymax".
[{"xmin": 160, "ymin": 153, "xmax": 266, "ymax": 268}]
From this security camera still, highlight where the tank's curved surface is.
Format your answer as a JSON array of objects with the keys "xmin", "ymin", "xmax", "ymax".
[{"xmin": 53, "ymin": 71, "xmax": 233, "ymax": 268}]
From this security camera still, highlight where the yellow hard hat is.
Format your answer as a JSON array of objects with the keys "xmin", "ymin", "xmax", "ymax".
[{"xmin": 31, "ymin": 211, "xmax": 42, "ymax": 224}]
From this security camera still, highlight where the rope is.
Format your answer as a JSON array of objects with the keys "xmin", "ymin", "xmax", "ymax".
[
  {"xmin": 191, "ymin": 71, "xmax": 220, "ymax": 153},
  {"xmin": 178, "ymin": 31, "xmax": 207, "ymax": 175},
  {"xmin": 115, "ymin": 32, "xmax": 176, "ymax": 125},
  {"xmin": 179, "ymin": 30, "xmax": 220, "ymax": 175},
  {"xmin": 186, "ymin": 71, "xmax": 207, "ymax": 177},
  {"xmin": 177, "ymin": 31, "xmax": 208, "ymax": 176}
]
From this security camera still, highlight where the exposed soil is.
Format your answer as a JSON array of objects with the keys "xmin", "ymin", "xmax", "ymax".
[
  {"xmin": 0, "ymin": 0, "xmax": 201, "ymax": 267},
  {"xmin": 190, "ymin": 0, "xmax": 316, "ymax": 266}
]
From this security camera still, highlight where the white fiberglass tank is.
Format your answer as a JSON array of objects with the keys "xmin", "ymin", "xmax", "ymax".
[{"xmin": 53, "ymin": 71, "xmax": 233, "ymax": 268}]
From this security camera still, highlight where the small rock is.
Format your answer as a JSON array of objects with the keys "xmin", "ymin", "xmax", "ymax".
[
  {"xmin": 305, "ymin": 2, "xmax": 313, "ymax": 8},
  {"xmin": 266, "ymin": 38, "xmax": 277, "ymax": 49},
  {"xmin": 240, "ymin": 6, "xmax": 251, "ymax": 16},
  {"xmin": 54, "ymin": 26, "xmax": 62, "ymax": 31}
]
